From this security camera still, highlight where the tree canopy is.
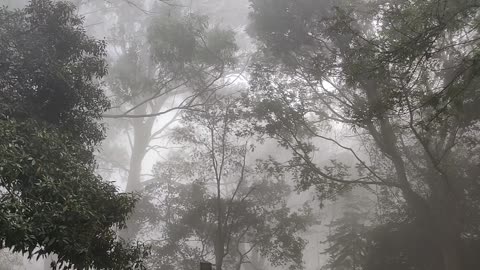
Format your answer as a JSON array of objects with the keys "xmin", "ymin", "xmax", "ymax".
[
  {"xmin": 248, "ymin": 0, "xmax": 480, "ymax": 269},
  {"xmin": 136, "ymin": 98, "xmax": 312, "ymax": 270},
  {"xmin": 0, "ymin": 1, "xmax": 144, "ymax": 268},
  {"xmin": 3, "ymin": 0, "xmax": 480, "ymax": 269}
]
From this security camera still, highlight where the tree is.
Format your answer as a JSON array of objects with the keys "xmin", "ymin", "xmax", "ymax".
[
  {"xmin": 322, "ymin": 193, "xmax": 371, "ymax": 270},
  {"xmin": 137, "ymin": 98, "xmax": 312, "ymax": 270},
  {"xmin": 91, "ymin": 1, "xmax": 239, "ymax": 241},
  {"xmin": 104, "ymin": 3, "xmax": 238, "ymax": 189},
  {"xmin": 0, "ymin": 1, "xmax": 144, "ymax": 268},
  {"xmin": 247, "ymin": 0, "xmax": 480, "ymax": 269},
  {"xmin": 362, "ymin": 218, "xmax": 480, "ymax": 270}
]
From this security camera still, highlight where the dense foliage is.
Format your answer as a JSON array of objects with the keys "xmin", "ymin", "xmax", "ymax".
[
  {"xmin": 99, "ymin": 3, "xmax": 240, "ymax": 243},
  {"xmin": 0, "ymin": 1, "xmax": 143, "ymax": 268},
  {"xmin": 322, "ymin": 194, "xmax": 371, "ymax": 270},
  {"xmin": 136, "ymin": 99, "xmax": 312, "ymax": 270},
  {"xmin": 3, "ymin": 0, "xmax": 479, "ymax": 269},
  {"xmin": 248, "ymin": 0, "xmax": 480, "ymax": 269}
]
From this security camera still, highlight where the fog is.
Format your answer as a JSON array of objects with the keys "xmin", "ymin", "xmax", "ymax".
[{"xmin": 1, "ymin": 0, "xmax": 479, "ymax": 270}]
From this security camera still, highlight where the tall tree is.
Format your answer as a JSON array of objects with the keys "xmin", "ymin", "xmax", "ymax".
[
  {"xmin": 322, "ymin": 193, "xmax": 371, "ymax": 270},
  {"xmin": 93, "ymin": 1, "xmax": 239, "ymax": 241},
  {"xmin": 138, "ymin": 98, "xmax": 312, "ymax": 270},
  {"xmin": 248, "ymin": 0, "xmax": 480, "ymax": 269},
  {"xmin": 0, "ymin": 1, "xmax": 143, "ymax": 268},
  {"xmin": 104, "ymin": 5, "xmax": 238, "ymax": 190}
]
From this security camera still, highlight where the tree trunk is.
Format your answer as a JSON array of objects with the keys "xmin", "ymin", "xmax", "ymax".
[
  {"xmin": 125, "ymin": 121, "xmax": 150, "ymax": 192},
  {"xmin": 435, "ymin": 200, "xmax": 462, "ymax": 270},
  {"xmin": 371, "ymin": 97, "xmax": 463, "ymax": 270},
  {"xmin": 215, "ymin": 182, "xmax": 224, "ymax": 270},
  {"xmin": 440, "ymin": 240, "xmax": 461, "ymax": 270},
  {"xmin": 121, "ymin": 118, "xmax": 153, "ymax": 240},
  {"xmin": 215, "ymin": 241, "xmax": 224, "ymax": 270}
]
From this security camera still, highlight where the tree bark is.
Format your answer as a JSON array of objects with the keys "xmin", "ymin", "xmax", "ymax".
[
  {"xmin": 435, "ymin": 196, "xmax": 463, "ymax": 270},
  {"xmin": 362, "ymin": 79, "xmax": 464, "ymax": 270},
  {"xmin": 125, "ymin": 123, "xmax": 149, "ymax": 192},
  {"xmin": 440, "ymin": 237, "xmax": 461, "ymax": 270},
  {"xmin": 215, "ymin": 178, "xmax": 225, "ymax": 270},
  {"xmin": 121, "ymin": 117, "xmax": 154, "ymax": 240}
]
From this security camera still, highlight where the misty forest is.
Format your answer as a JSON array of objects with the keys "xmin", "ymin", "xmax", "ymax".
[{"xmin": 1, "ymin": 0, "xmax": 480, "ymax": 270}]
